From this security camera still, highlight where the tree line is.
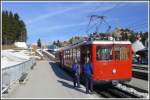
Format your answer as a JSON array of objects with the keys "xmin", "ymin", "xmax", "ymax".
[{"xmin": 2, "ymin": 10, "xmax": 27, "ymax": 45}]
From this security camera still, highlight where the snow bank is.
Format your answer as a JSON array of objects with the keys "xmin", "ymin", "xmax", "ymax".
[
  {"xmin": 1, "ymin": 56, "xmax": 23, "ymax": 69},
  {"xmin": 2, "ymin": 50, "xmax": 30, "ymax": 61},
  {"xmin": 1, "ymin": 50, "xmax": 31, "ymax": 69}
]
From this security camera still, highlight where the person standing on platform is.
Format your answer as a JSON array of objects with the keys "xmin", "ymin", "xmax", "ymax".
[
  {"xmin": 71, "ymin": 59, "xmax": 80, "ymax": 88},
  {"xmin": 83, "ymin": 57, "xmax": 93, "ymax": 94}
]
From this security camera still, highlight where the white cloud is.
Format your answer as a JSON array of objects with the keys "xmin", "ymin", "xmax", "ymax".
[
  {"xmin": 33, "ymin": 21, "xmax": 88, "ymax": 33},
  {"xmin": 26, "ymin": 3, "xmax": 90, "ymax": 25}
]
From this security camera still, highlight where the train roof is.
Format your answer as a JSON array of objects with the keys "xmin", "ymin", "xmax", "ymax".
[
  {"xmin": 60, "ymin": 40, "xmax": 131, "ymax": 51},
  {"xmin": 85, "ymin": 41, "xmax": 131, "ymax": 45}
]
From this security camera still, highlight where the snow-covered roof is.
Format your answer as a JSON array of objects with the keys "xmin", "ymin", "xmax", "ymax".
[
  {"xmin": 14, "ymin": 42, "xmax": 28, "ymax": 49},
  {"xmin": 85, "ymin": 41, "xmax": 131, "ymax": 45}
]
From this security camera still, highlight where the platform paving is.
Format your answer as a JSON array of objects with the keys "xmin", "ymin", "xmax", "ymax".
[{"xmin": 3, "ymin": 60, "xmax": 99, "ymax": 98}]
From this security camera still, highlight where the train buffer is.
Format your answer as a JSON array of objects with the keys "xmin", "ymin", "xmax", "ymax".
[{"xmin": 2, "ymin": 60, "xmax": 99, "ymax": 98}]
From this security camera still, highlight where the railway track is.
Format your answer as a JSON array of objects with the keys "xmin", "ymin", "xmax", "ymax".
[
  {"xmin": 132, "ymin": 68, "xmax": 148, "ymax": 81},
  {"xmin": 132, "ymin": 64, "xmax": 148, "ymax": 80},
  {"xmin": 132, "ymin": 64, "xmax": 148, "ymax": 71},
  {"xmin": 94, "ymin": 83, "xmax": 148, "ymax": 98}
]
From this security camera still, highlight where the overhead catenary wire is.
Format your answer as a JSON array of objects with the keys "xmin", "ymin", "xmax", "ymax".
[
  {"xmin": 125, "ymin": 22, "xmax": 148, "ymax": 32},
  {"xmin": 130, "ymin": 25, "xmax": 148, "ymax": 31},
  {"xmin": 122, "ymin": 18, "xmax": 147, "ymax": 27},
  {"xmin": 121, "ymin": 18, "xmax": 147, "ymax": 30},
  {"xmin": 130, "ymin": 25, "xmax": 147, "ymax": 29},
  {"xmin": 85, "ymin": 3, "xmax": 122, "ymax": 35},
  {"xmin": 127, "ymin": 22, "xmax": 147, "ymax": 28},
  {"xmin": 101, "ymin": 3, "xmax": 121, "ymax": 16},
  {"xmin": 86, "ymin": 15, "xmax": 113, "ymax": 35},
  {"xmin": 73, "ymin": 2, "xmax": 147, "ymax": 39}
]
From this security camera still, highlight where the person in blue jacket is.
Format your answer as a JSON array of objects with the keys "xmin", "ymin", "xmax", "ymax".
[
  {"xmin": 71, "ymin": 59, "xmax": 80, "ymax": 88},
  {"xmin": 83, "ymin": 57, "xmax": 93, "ymax": 94}
]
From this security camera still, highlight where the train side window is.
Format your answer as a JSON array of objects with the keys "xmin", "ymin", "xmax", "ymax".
[
  {"xmin": 64, "ymin": 51, "xmax": 65, "ymax": 59},
  {"xmin": 96, "ymin": 46, "xmax": 112, "ymax": 60},
  {"xmin": 115, "ymin": 46, "xmax": 129, "ymax": 60},
  {"xmin": 76, "ymin": 47, "xmax": 80, "ymax": 63},
  {"xmin": 66, "ymin": 50, "xmax": 68, "ymax": 60},
  {"xmin": 67, "ymin": 50, "xmax": 69, "ymax": 59},
  {"xmin": 73, "ymin": 48, "xmax": 76, "ymax": 60},
  {"xmin": 69, "ymin": 49, "xmax": 70, "ymax": 59}
]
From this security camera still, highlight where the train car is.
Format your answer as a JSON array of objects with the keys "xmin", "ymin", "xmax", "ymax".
[{"xmin": 57, "ymin": 40, "xmax": 132, "ymax": 85}]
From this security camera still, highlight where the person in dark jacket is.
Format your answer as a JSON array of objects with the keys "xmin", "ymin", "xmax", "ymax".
[
  {"xmin": 71, "ymin": 59, "xmax": 80, "ymax": 88},
  {"xmin": 83, "ymin": 57, "xmax": 93, "ymax": 94}
]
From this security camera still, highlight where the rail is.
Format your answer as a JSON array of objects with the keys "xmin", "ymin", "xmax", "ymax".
[
  {"xmin": 132, "ymin": 64, "xmax": 148, "ymax": 68},
  {"xmin": 2, "ymin": 58, "xmax": 36, "ymax": 94}
]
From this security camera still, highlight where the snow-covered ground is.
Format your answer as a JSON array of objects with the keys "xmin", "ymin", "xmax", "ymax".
[{"xmin": 1, "ymin": 49, "xmax": 40, "ymax": 69}]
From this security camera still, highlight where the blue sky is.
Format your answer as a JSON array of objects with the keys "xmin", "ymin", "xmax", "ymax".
[{"xmin": 2, "ymin": 1, "xmax": 148, "ymax": 44}]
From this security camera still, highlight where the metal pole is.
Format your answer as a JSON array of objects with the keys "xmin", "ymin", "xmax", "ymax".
[
  {"xmin": 5, "ymin": 38, "xmax": 7, "ymax": 49},
  {"xmin": 21, "ymin": 32, "xmax": 22, "ymax": 42}
]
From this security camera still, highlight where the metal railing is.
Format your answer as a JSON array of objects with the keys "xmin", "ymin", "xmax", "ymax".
[{"xmin": 1, "ymin": 58, "xmax": 36, "ymax": 93}]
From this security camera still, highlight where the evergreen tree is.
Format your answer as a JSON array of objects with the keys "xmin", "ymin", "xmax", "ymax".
[
  {"xmin": 19, "ymin": 20, "xmax": 27, "ymax": 42},
  {"xmin": 14, "ymin": 13, "xmax": 20, "ymax": 41},
  {"xmin": 129, "ymin": 33, "xmax": 136, "ymax": 43},
  {"xmin": 37, "ymin": 38, "xmax": 41, "ymax": 48},
  {"xmin": 53, "ymin": 41, "xmax": 56, "ymax": 45},
  {"xmin": 57, "ymin": 40, "xmax": 61, "ymax": 47},
  {"xmin": 141, "ymin": 32, "xmax": 148, "ymax": 46},
  {"xmin": 8, "ymin": 11, "xmax": 16, "ymax": 43},
  {"xmin": 122, "ymin": 33, "xmax": 128, "ymax": 40},
  {"xmin": 2, "ymin": 11, "xmax": 9, "ymax": 44},
  {"xmin": 2, "ymin": 10, "xmax": 27, "ymax": 45}
]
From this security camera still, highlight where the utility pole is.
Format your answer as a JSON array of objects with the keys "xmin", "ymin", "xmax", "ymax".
[
  {"xmin": 5, "ymin": 37, "xmax": 7, "ymax": 49},
  {"xmin": 21, "ymin": 32, "xmax": 23, "ymax": 42}
]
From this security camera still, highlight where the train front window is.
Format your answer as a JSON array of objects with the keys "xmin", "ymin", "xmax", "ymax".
[
  {"xmin": 96, "ymin": 46, "xmax": 112, "ymax": 60},
  {"xmin": 115, "ymin": 46, "xmax": 129, "ymax": 60}
]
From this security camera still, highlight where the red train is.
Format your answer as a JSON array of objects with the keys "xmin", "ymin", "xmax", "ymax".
[{"xmin": 57, "ymin": 40, "xmax": 132, "ymax": 85}]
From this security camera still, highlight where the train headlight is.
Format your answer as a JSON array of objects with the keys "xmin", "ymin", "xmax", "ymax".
[{"xmin": 112, "ymin": 69, "xmax": 116, "ymax": 74}]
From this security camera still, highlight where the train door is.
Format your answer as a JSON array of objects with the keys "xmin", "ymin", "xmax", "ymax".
[
  {"xmin": 80, "ymin": 45, "xmax": 92, "ymax": 74},
  {"xmin": 114, "ymin": 45, "xmax": 132, "ymax": 79},
  {"xmin": 61, "ymin": 51, "xmax": 64, "ymax": 67}
]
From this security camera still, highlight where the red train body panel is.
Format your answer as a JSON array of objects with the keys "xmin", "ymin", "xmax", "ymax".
[{"xmin": 57, "ymin": 40, "xmax": 132, "ymax": 84}]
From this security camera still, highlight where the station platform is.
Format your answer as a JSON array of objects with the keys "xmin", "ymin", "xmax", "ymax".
[
  {"xmin": 2, "ymin": 60, "xmax": 99, "ymax": 98},
  {"xmin": 125, "ymin": 77, "xmax": 149, "ymax": 92}
]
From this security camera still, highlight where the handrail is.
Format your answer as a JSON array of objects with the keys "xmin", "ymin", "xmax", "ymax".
[
  {"xmin": 2, "ymin": 59, "xmax": 30, "ymax": 70},
  {"xmin": 2, "ymin": 58, "xmax": 36, "ymax": 94}
]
